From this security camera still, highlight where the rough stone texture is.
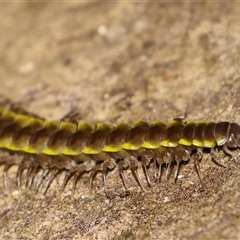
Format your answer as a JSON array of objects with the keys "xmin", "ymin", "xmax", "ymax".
[{"xmin": 0, "ymin": 2, "xmax": 240, "ymax": 240}]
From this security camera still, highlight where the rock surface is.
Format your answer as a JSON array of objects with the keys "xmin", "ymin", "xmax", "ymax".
[{"xmin": 0, "ymin": 2, "xmax": 240, "ymax": 239}]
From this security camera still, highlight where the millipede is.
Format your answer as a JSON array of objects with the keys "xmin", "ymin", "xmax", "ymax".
[{"xmin": 0, "ymin": 100, "xmax": 240, "ymax": 196}]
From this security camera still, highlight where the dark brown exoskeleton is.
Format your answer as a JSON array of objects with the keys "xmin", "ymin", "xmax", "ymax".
[{"xmin": 1, "ymin": 105, "xmax": 240, "ymax": 196}]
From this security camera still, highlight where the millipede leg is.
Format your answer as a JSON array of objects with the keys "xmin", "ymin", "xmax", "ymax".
[
  {"xmin": 3, "ymin": 164, "xmax": 11, "ymax": 191},
  {"xmin": 142, "ymin": 156, "xmax": 152, "ymax": 187},
  {"xmin": 71, "ymin": 164, "xmax": 91, "ymax": 196},
  {"xmin": 223, "ymin": 145, "xmax": 238, "ymax": 159},
  {"xmin": 28, "ymin": 164, "xmax": 39, "ymax": 189},
  {"xmin": 43, "ymin": 168, "xmax": 59, "ymax": 195},
  {"xmin": 61, "ymin": 161, "xmax": 94, "ymax": 196},
  {"xmin": 16, "ymin": 157, "xmax": 31, "ymax": 188},
  {"xmin": 129, "ymin": 156, "xmax": 145, "ymax": 191},
  {"xmin": 72, "ymin": 172, "xmax": 81, "ymax": 196},
  {"xmin": 0, "ymin": 155, "xmax": 20, "ymax": 191},
  {"xmin": 60, "ymin": 160, "xmax": 82, "ymax": 193},
  {"xmin": 60, "ymin": 109, "xmax": 80, "ymax": 122},
  {"xmin": 156, "ymin": 154, "xmax": 164, "ymax": 183},
  {"xmin": 174, "ymin": 161, "xmax": 180, "ymax": 183},
  {"xmin": 25, "ymin": 162, "xmax": 36, "ymax": 188},
  {"xmin": 210, "ymin": 149, "xmax": 227, "ymax": 168},
  {"xmin": 155, "ymin": 156, "xmax": 163, "ymax": 183},
  {"xmin": 163, "ymin": 151, "xmax": 173, "ymax": 180},
  {"xmin": 36, "ymin": 168, "xmax": 51, "ymax": 189},
  {"xmin": 118, "ymin": 159, "xmax": 129, "ymax": 191},
  {"xmin": 89, "ymin": 164, "xmax": 103, "ymax": 194},
  {"xmin": 61, "ymin": 166, "xmax": 83, "ymax": 194},
  {"xmin": 102, "ymin": 159, "xmax": 116, "ymax": 194},
  {"xmin": 25, "ymin": 166, "xmax": 33, "ymax": 187},
  {"xmin": 158, "ymin": 163, "xmax": 162, "ymax": 183},
  {"xmin": 166, "ymin": 160, "xmax": 172, "ymax": 180},
  {"xmin": 174, "ymin": 150, "xmax": 190, "ymax": 183},
  {"xmin": 61, "ymin": 169, "xmax": 75, "ymax": 193},
  {"xmin": 153, "ymin": 158, "xmax": 157, "ymax": 180},
  {"xmin": 192, "ymin": 150, "xmax": 203, "ymax": 188}
]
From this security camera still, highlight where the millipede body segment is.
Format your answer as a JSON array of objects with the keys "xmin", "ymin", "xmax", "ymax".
[{"xmin": 0, "ymin": 105, "xmax": 240, "ymax": 194}]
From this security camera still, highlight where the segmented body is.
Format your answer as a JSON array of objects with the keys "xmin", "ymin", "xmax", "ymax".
[{"xmin": 0, "ymin": 105, "xmax": 240, "ymax": 194}]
